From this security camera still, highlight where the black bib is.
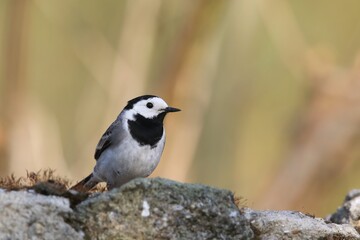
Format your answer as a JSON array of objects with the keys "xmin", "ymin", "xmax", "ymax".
[{"xmin": 128, "ymin": 113, "xmax": 166, "ymax": 148}]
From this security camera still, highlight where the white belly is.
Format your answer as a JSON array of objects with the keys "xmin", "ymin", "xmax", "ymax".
[{"xmin": 94, "ymin": 134, "xmax": 165, "ymax": 188}]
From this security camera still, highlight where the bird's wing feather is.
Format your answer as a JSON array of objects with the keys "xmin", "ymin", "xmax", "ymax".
[{"xmin": 94, "ymin": 119, "xmax": 123, "ymax": 160}]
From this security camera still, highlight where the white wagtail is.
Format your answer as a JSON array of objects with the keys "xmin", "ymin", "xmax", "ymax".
[{"xmin": 71, "ymin": 95, "xmax": 180, "ymax": 192}]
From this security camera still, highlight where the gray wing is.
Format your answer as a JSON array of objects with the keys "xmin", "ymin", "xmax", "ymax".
[{"xmin": 94, "ymin": 118, "xmax": 123, "ymax": 160}]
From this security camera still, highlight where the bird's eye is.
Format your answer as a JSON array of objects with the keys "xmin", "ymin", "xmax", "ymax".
[{"xmin": 146, "ymin": 102, "xmax": 153, "ymax": 109}]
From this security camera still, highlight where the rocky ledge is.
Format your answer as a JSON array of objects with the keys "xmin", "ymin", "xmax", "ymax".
[{"xmin": 0, "ymin": 178, "xmax": 359, "ymax": 239}]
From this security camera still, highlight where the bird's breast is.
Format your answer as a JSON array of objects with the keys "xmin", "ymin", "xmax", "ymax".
[{"xmin": 112, "ymin": 133, "xmax": 165, "ymax": 177}]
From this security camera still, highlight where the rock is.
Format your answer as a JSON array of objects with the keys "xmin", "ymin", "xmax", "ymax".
[
  {"xmin": 0, "ymin": 189, "xmax": 84, "ymax": 240},
  {"xmin": 327, "ymin": 189, "xmax": 360, "ymax": 232},
  {"xmin": 71, "ymin": 178, "xmax": 254, "ymax": 239},
  {"xmin": 244, "ymin": 208, "xmax": 359, "ymax": 240},
  {"xmin": 0, "ymin": 178, "xmax": 360, "ymax": 239}
]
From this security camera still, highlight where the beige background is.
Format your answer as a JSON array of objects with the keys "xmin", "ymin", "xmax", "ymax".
[{"xmin": 1, "ymin": 0, "xmax": 360, "ymax": 216}]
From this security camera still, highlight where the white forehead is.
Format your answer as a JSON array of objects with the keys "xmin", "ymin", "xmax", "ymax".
[
  {"xmin": 138, "ymin": 97, "xmax": 168, "ymax": 108},
  {"xmin": 124, "ymin": 97, "xmax": 169, "ymax": 120}
]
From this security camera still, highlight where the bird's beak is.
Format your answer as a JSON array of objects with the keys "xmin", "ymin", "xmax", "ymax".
[{"xmin": 164, "ymin": 106, "xmax": 181, "ymax": 113}]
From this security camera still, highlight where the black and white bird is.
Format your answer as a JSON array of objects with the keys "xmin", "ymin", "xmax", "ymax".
[{"xmin": 71, "ymin": 95, "xmax": 180, "ymax": 192}]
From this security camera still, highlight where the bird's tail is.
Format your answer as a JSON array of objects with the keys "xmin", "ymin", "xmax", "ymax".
[{"xmin": 70, "ymin": 173, "xmax": 99, "ymax": 192}]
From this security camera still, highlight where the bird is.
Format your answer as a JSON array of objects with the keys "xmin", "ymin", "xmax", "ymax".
[{"xmin": 71, "ymin": 95, "xmax": 180, "ymax": 192}]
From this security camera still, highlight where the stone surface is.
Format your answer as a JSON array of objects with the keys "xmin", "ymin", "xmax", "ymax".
[
  {"xmin": 71, "ymin": 178, "xmax": 253, "ymax": 239},
  {"xmin": 0, "ymin": 189, "xmax": 84, "ymax": 240},
  {"xmin": 1, "ymin": 179, "xmax": 360, "ymax": 239},
  {"xmin": 244, "ymin": 208, "xmax": 359, "ymax": 240},
  {"xmin": 327, "ymin": 189, "xmax": 360, "ymax": 232}
]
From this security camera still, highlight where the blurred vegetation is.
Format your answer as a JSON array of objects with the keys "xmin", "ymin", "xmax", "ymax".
[{"xmin": 1, "ymin": 0, "xmax": 360, "ymax": 216}]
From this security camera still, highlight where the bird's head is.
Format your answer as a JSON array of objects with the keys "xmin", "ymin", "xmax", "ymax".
[{"xmin": 123, "ymin": 95, "xmax": 180, "ymax": 121}]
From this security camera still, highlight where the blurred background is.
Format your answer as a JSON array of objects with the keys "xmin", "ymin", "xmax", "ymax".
[{"xmin": 1, "ymin": 0, "xmax": 360, "ymax": 216}]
